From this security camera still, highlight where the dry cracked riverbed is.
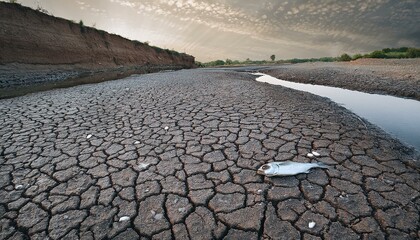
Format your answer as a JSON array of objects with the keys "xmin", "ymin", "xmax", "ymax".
[{"xmin": 0, "ymin": 69, "xmax": 419, "ymax": 239}]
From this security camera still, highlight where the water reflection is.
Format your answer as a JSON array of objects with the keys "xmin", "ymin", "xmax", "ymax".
[{"xmin": 255, "ymin": 73, "xmax": 420, "ymax": 151}]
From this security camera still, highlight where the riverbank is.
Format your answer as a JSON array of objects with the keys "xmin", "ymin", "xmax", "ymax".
[
  {"xmin": 0, "ymin": 63, "xmax": 186, "ymax": 99},
  {"xmin": 0, "ymin": 2, "xmax": 195, "ymax": 99},
  {"xmin": 260, "ymin": 58, "xmax": 420, "ymax": 101},
  {"xmin": 0, "ymin": 69, "xmax": 418, "ymax": 239}
]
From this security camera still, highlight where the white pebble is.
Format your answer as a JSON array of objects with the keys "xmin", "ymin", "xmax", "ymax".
[
  {"xmin": 138, "ymin": 163, "xmax": 150, "ymax": 170},
  {"xmin": 164, "ymin": 126, "xmax": 169, "ymax": 130},
  {"xmin": 307, "ymin": 153, "xmax": 314, "ymax": 158},
  {"xmin": 257, "ymin": 189, "xmax": 263, "ymax": 194},
  {"xmin": 312, "ymin": 151, "xmax": 320, "ymax": 157},
  {"xmin": 119, "ymin": 216, "xmax": 130, "ymax": 222},
  {"xmin": 154, "ymin": 213, "xmax": 163, "ymax": 220},
  {"xmin": 86, "ymin": 134, "xmax": 92, "ymax": 139},
  {"xmin": 308, "ymin": 221, "xmax": 316, "ymax": 228},
  {"xmin": 134, "ymin": 141, "xmax": 140, "ymax": 144},
  {"xmin": 15, "ymin": 185, "xmax": 24, "ymax": 190}
]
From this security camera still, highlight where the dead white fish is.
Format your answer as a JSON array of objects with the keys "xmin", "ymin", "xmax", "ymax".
[{"xmin": 257, "ymin": 161, "xmax": 329, "ymax": 177}]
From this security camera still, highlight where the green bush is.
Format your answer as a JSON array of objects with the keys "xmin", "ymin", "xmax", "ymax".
[
  {"xmin": 369, "ymin": 50, "xmax": 387, "ymax": 58},
  {"xmin": 396, "ymin": 47, "xmax": 408, "ymax": 52},
  {"xmin": 339, "ymin": 53, "xmax": 352, "ymax": 61},
  {"xmin": 214, "ymin": 60, "xmax": 225, "ymax": 66},
  {"xmin": 407, "ymin": 48, "xmax": 420, "ymax": 58},
  {"xmin": 352, "ymin": 54, "xmax": 363, "ymax": 60}
]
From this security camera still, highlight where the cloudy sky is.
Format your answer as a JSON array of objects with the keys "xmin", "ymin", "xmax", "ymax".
[{"xmin": 13, "ymin": 0, "xmax": 420, "ymax": 61}]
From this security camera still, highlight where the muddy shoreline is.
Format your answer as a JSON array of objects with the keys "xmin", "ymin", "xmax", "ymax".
[
  {"xmin": 260, "ymin": 59, "xmax": 420, "ymax": 101},
  {"xmin": 0, "ymin": 64, "xmax": 188, "ymax": 99}
]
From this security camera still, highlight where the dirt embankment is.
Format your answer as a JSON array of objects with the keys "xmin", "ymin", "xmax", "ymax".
[
  {"xmin": 261, "ymin": 59, "xmax": 420, "ymax": 101},
  {"xmin": 0, "ymin": 2, "xmax": 195, "ymax": 97}
]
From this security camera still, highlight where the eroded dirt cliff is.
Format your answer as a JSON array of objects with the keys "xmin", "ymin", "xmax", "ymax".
[{"xmin": 0, "ymin": 2, "xmax": 195, "ymax": 97}]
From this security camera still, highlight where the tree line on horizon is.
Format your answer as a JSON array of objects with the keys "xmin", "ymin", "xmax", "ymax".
[{"xmin": 199, "ymin": 47, "xmax": 420, "ymax": 67}]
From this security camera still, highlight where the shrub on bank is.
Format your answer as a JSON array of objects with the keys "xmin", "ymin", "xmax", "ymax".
[
  {"xmin": 339, "ymin": 53, "xmax": 352, "ymax": 61},
  {"xmin": 407, "ymin": 48, "xmax": 420, "ymax": 58}
]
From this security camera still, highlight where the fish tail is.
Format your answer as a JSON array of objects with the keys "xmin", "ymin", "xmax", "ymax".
[{"xmin": 316, "ymin": 162, "xmax": 330, "ymax": 169}]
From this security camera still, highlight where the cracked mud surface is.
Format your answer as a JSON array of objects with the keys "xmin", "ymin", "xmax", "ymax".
[{"xmin": 0, "ymin": 69, "xmax": 419, "ymax": 239}]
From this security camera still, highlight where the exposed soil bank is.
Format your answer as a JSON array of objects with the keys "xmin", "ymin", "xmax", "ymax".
[
  {"xmin": 261, "ymin": 59, "xmax": 420, "ymax": 101},
  {"xmin": 0, "ymin": 64, "xmax": 186, "ymax": 99},
  {"xmin": 0, "ymin": 2, "xmax": 195, "ymax": 97}
]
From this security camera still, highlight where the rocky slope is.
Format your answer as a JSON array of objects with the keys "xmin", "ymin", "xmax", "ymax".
[{"xmin": 0, "ymin": 2, "xmax": 195, "ymax": 96}]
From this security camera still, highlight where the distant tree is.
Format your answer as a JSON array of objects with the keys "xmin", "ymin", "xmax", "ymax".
[
  {"xmin": 382, "ymin": 48, "xmax": 391, "ymax": 53},
  {"xmin": 79, "ymin": 20, "xmax": 86, "ymax": 33},
  {"xmin": 339, "ymin": 53, "xmax": 352, "ymax": 61},
  {"xmin": 270, "ymin": 54, "xmax": 275, "ymax": 61},
  {"xmin": 225, "ymin": 59, "xmax": 233, "ymax": 65},
  {"xmin": 9, "ymin": 0, "xmax": 18, "ymax": 3}
]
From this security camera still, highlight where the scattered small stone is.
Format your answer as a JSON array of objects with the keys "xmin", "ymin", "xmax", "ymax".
[
  {"xmin": 15, "ymin": 184, "xmax": 24, "ymax": 190},
  {"xmin": 119, "ymin": 216, "xmax": 130, "ymax": 222},
  {"xmin": 154, "ymin": 213, "xmax": 163, "ymax": 220},
  {"xmin": 134, "ymin": 141, "xmax": 140, "ymax": 144},
  {"xmin": 384, "ymin": 179, "xmax": 394, "ymax": 184},
  {"xmin": 312, "ymin": 151, "xmax": 320, "ymax": 157},
  {"xmin": 138, "ymin": 163, "xmax": 151, "ymax": 170},
  {"xmin": 86, "ymin": 134, "xmax": 92, "ymax": 139},
  {"xmin": 307, "ymin": 153, "xmax": 314, "ymax": 158},
  {"xmin": 164, "ymin": 126, "xmax": 169, "ymax": 131},
  {"xmin": 178, "ymin": 207, "xmax": 186, "ymax": 213},
  {"xmin": 339, "ymin": 192, "xmax": 348, "ymax": 198},
  {"xmin": 257, "ymin": 189, "xmax": 263, "ymax": 194},
  {"xmin": 308, "ymin": 221, "xmax": 316, "ymax": 229},
  {"xmin": 145, "ymin": 188, "xmax": 150, "ymax": 193}
]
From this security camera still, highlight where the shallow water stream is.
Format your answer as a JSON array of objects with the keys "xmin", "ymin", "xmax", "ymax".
[{"xmin": 255, "ymin": 73, "xmax": 420, "ymax": 151}]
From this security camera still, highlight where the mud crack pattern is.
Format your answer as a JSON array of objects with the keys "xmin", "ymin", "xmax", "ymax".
[{"xmin": 0, "ymin": 69, "xmax": 419, "ymax": 239}]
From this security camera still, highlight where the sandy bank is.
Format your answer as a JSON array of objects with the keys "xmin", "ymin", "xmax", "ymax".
[{"xmin": 261, "ymin": 58, "xmax": 420, "ymax": 100}]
